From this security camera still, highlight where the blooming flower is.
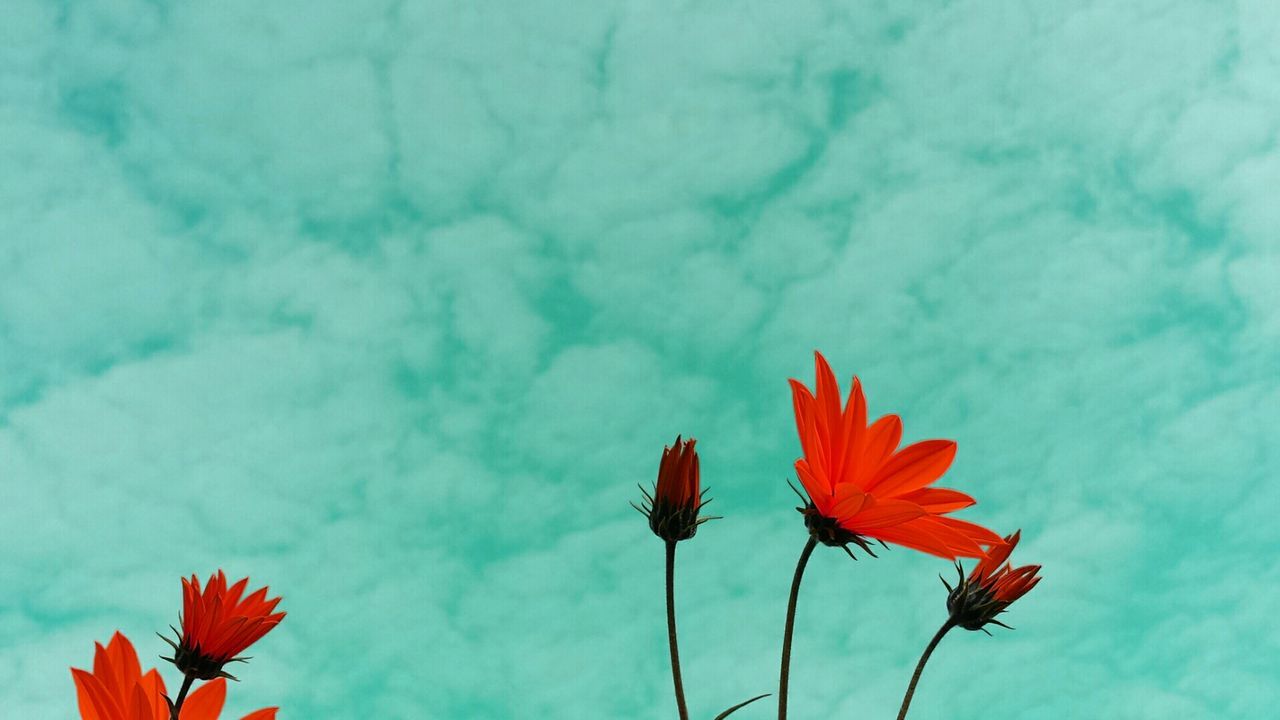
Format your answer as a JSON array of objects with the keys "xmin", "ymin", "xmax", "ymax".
[
  {"xmin": 634, "ymin": 436, "xmax": 717, "ymax": 542},
  {"xmin": 790, "ymin": 351, "xmax": 1000, "ymax": 558},
  {"xmin": 161, "ymin": 571, "xmax": 285, "ymax": 681},
  {"xmin": 72, "ymin": 631, "xmax": 277, "ymax": 720},
  {"xmin": 945, "ymin": 530, "xmax": 1042, "ymax": 631}
]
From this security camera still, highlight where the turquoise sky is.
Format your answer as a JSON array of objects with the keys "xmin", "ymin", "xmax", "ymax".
[{"xmin": 2, "ymin": 1, "xmax": 1278, "ymax": 718}]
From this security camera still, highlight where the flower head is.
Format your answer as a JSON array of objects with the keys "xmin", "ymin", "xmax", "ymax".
[
  {"xmin": 72, "ymin": 631, "xmax": 277, "ymax": 720},
  {"xmin": 161, "ymin": 571, "xmax": 285, "ymax": 681},
  {"xmin": 634, "ymin": 436, "xmax": 718, "ymax": 542},
  {"xmin": 789, "ymin": 351, "xmax": 1001, "ymax": 559},
  {"xmin": 945, "ymin": 530, "xmax": 1042, "ymax": 632}
]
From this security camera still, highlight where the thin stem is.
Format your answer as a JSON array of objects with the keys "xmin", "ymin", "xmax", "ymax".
[
  {"xmin": 170, "ymin": 674, "xmax": 195, "ymax": 720},
  {"xmin": 777, "ymin": 536, "xmax": 818, "ymax": 720},
  {"xmin": 895, "ymin": 619, "xmax": 956, "ymax": 720},
  {"xmin": 665, "ymin": 540, "xmax": 689, "ymax": 720}
]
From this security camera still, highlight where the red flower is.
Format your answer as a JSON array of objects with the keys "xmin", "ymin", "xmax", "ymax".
[
  {"xmin": 72, "ymin": 631, "xmax": 278, "ymax": 720},
  {"xmin": 634, "ymin": 436, "xmax": 717, "ymax": 542},
  {"xmin": 945, "ymin": 530, "xmax": 1042, "ymax": 631},
  {"xmin": 790, "ymin": 351, "xmax": 1000, "ymax": 559},
  {"xmin": 162, "ymin": 571, "xmax": 285, "ymax": 680}
]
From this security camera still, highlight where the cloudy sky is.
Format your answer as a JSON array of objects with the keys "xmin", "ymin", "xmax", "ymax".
[{"xmin": 2, "ymin": 1, "xmax": 1278, "ymax": 718}]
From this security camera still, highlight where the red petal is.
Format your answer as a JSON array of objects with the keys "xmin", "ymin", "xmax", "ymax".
[
  {"xmin": 843, "ymin": 498, "xmax": 925, "ymax": 530},
  {"xmin": 813, "ymin": 352, "xmax": 843, "ymax": 448},
  {"xmin": 126, "ymin": 683, "xmax": 155, "ymax": 720},
  {"xmin": 867, "ymin": 440, "xmax": 957, "ymax": 496},
  {"xmin": 73, "ymin": 668, "xmax": 123, "ymax": 720},
  {"xmin": 895, "ymin": 488, "xmax": 976, "ymax": 513},
  {"xmin": 796, "ymin": 461, "xmax": 831, "ymax": 505},
  {"xmin": 789, "ymin": 379, "xmax": 826, "ymax": 472},
  {"xmin": 829, "ymin": 377, "xmax": 866, "ymax": 487},
  {"xmin": 932, "ymin": 516, "xmax": 1004, "ymax": 547},
  {"xmin": 831, "ymin": 485, "xmax": 868, "ymax": 518},
  {"xmin": 854, "ymin": 414, "xmax": 901, "ymax": 488},
  {"xmin": 864, "ymin": 523, "xmax": 957, "ymax": 558},
  {"xmin": 136, "ymin": 670, "xmax": 168, "ymax": 720}
]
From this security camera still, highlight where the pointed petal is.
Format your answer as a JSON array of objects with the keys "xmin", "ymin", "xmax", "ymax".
[
  {"xmin": 789, "ymin": 379, "xmax": 826, "ymax": 472},
  {"xmin": 854, "ymin": 415, "xmax": 902, "ymax": 487},
  {"xmin": 240, "ymin": 710, "xmax": 279, "ymax": 720},
  {"xmin": 126, "ymin": 683, "xmax": 156, "ymax": 720},
  {"xmin": 73, "ymin": 668, "xmax": 104, "ymax": 720},
  {"xmin": 795, "ymin": 460, "xmax": 830, "ymax": 506},
  {"xmin": 108, "ymin": 633, "xmax": 142, "ymax": 692},
  {"xmin": 812, "ymin": 352, "xmax": 841, "ymax": 465},
  {"xmin": 829, "ymin": 377, "xmax": 866, "ymax": 488},
  {"xmin": 831, "ymin": 485, "xmax": 869, "ymax": 519},
  {"xmin": 895, "ymin": 487, "xmax": 976, "ymax": 513},
  {"xmin": 867, "ymin": 440, "xmax": 957, "ymax": 496},
  {"xmin": 910, "ymin": 516, "xmax": 985, "ymax": 557},
  {"xmin": 93, "ymin": 642, "xmax": 125, "ymax": 706},
  {"xmin": 932, "ymin": 515, "xmax": 1004, "ymax": 547},
  {"xmin": 136, "ymin": 670, "xmax": 168, "ymax": 720},
  {"xmin": 842, "ymin": 498, "xmax": 925, "ymax": 530},
  {"xmin": 73, "ymin": 668, "xmax": 124, "ymax": 720},
  {"xmin": 864, "ymin": 523, "xmax": 957, "ymax": 559}
]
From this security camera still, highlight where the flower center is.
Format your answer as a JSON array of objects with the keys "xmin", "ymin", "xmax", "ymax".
[{"xmin": 799, "ymin": 505, "xmax": 878, "ymax": 557}]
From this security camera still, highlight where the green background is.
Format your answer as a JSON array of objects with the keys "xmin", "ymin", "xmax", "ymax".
[{"xmin": 2, "ymin": 1, "xmax": 1277, "ymax": 718}]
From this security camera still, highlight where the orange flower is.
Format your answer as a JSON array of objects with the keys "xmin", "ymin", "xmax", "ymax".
[
  {"xmin": 634, "ymin": 436, "xmax": 717, "ymax": 542},
  {"xmin": 945, "ymin": 530, "xmax": 1042, "ymax": 632},
  {"xmin": 72, "ymin": 631, "xmax": 278, "ymax": 720},
  {"xmin": 161, "ymin": 571, "xmax": 284, "ymax": 681},
  {"xmin": 789, "ymin": 351, "xmax": 1000, "ymax": 559}
]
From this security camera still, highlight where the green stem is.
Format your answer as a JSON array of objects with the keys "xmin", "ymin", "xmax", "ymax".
[
  {"xmin": 777, "ymin": 536, "xmax": 817, "ymax": 720},
  {"xmin": 895, "ymin": 620, "xmax": 956, "ymax": 720},
  {"xmin": 665, "ymin": 540, "xmax": 689, "ymax": 720}
]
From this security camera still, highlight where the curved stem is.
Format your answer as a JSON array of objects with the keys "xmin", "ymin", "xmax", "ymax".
[
  {"xmin": 665, "ymin": 540, "xmax": 689, "ymax": 720},
  {"xmin": 170, "ymin": 674, "xmax": 195, "ymax": 720},
  {"xmin": 895, "ymin": 620, "xmax": 956, "ymax": 720},
  {"xmin": 777, "ymin": 536, "xmax": 817, "ymax": 720}
]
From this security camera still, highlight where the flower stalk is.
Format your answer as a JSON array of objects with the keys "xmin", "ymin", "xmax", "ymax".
[
  {"xmin": 776, "ymin": 536, "xmax": 817, "ymax": 720},
  {"xmin": 895, "ymin": 619, "xmax": 955, "ymax": 720},
  {"xmin": 169, "ymin": 673, "xmax": 195, "ymax": 720},
  {"xmin": 665, "ymin": 540, "xmax": 689, "ymax": 720}
]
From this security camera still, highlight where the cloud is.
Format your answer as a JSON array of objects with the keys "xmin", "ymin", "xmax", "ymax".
[{"xmin": 3, "ymin": 0, "xmax": 1278, "ymax": 717}]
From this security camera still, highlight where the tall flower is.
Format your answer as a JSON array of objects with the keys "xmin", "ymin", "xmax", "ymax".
[
  {"xmin": 161, "ymin": 571, "xmax": 285, "ymax": 682},
  {"xmin": 72, "ymin": 632, "xmax": 277, "ymax": 720},
  {"xmin": 634, "ymin": 437, "xmax": 724, "ymax": 720},
  {"xmin": 790, "ymin": 350, "xmax": 1001, "ymax": 559},
  {"xmin": 634, "ymin": 436, "xmax": 716, "ymax": 543},
  {"xmin": 778, "ymin": 351, "xmax": 1003, "ymax": 720},
  {"xmin": 945, "ymin": 530, "xmax": 1042, "ymax": 632}
]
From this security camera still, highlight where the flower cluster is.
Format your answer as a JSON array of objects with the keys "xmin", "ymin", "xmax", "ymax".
[
  {"xmin": 634, "ymin": 350, "xmax": 1044, "ymax": 719},
  {"xmin": 71, "ymin": 571, "xmax": 283, "ymax": 720}
]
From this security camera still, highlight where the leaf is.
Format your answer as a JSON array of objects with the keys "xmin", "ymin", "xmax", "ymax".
[{"xmin": 713, "ymin": 693, "xmax": 770, "ymax": 719}]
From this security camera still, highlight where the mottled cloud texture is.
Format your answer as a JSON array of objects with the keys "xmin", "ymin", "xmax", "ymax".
[{"xmin": 2, "ymin": 1, "xmax": 1278, "ymax": 718}]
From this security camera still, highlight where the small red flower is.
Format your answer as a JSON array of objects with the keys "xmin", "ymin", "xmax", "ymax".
[
  {"xmin": 72, "ymin": 631, "xmax": 278, "ymax": 720},
  {"xmin": 161, "ymin": 571, "xmax": 285, "ymax": 681},
  {"xmin": 634, "ymin": 436, "xmax": 717, "ymax": 542},
  {"xmin": 790, "ymin": 351, "xmax": 1001, "ymax": 559},
  {"xmin": 945, "ymin": 530, "xmax": 1042, "ymax": 631}
]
